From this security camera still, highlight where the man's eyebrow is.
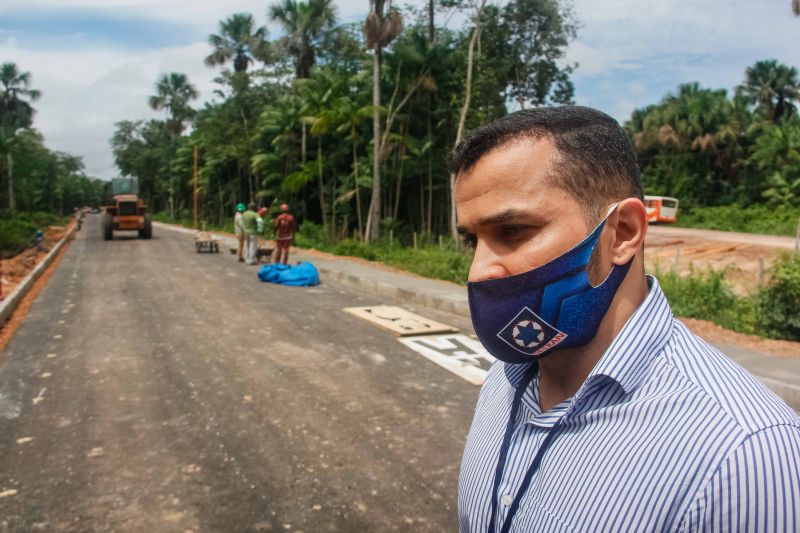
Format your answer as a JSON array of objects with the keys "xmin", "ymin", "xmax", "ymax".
[
  {"xmin": 476, "ymin": 209, "xmax": 530, "ymax": 227},
  {"xmin": 457, "ymin": 209, "xmax": 532, "ymax": 235}
]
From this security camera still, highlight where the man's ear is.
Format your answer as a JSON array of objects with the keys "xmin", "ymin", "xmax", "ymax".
[{"xmin": 610, "ymin": 198, "xmax": 647, "ymax": 265}]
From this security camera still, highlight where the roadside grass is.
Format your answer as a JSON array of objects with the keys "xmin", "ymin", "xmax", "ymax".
[
  {"xmin": 654, "ymin": 267, "xmax": 757, "ymax": 335},
  {"xmin": 0, "ymin": 212, "xmax": 70, "ymax": 256},
  {"xmin": 675, "ymin": 204, "xmax": 800, "ymax": 237},
  {"xmin": 156, "ymin": 215, "xmax": 799, "ymax": 342},
  {"xmin": 295, "ymin": 222, "xmax": 472, "ymax": 284}
]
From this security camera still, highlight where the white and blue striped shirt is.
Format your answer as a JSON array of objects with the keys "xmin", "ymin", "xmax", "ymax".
[{"xmin": 459, "ymin": 277, "xmax": 800, "ymax": 532}]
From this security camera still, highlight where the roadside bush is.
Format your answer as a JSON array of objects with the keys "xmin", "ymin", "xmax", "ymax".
[
  {"xmin": 755, "ymin": 252, "xmax": 800, "ymax": 341},
  {"xmin": 655, "ymin": 268, "xmax": 756, "ymax": 334},
  {"xmin": 294, "ymin": 220, "xmax": 330, "ymax": 248},
  {"xmin": 295, "ymin": 220, "xmax": 470, "ymax": 283},
  {"xmin": 0, "ymin": 212, "xmax": 68, "ymax": 256}
]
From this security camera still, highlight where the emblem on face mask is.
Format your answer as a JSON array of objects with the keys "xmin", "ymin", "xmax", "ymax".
[{"xmin": 497, "ymin": 307, "xmax": 567, "ymax": 357}]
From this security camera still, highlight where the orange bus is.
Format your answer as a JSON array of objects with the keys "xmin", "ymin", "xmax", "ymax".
[{"xmin": 644, "ymin": 195, "xmax": 679, "ymax": 224}]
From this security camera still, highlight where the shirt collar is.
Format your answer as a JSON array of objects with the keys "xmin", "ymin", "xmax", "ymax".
[
  {"xmin": 503, "ymin": 276, "xmax": 673, "ymax": 398},
  {"xmin": 578, "ymin": 275, "xmax": 673, "ymax": 397}
]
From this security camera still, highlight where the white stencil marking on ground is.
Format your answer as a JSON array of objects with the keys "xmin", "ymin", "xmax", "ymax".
[
  {"xmin": 398, "ymin": 334, "xmax": 495, "ymax": 385},
  {"xmin": 343, "ymin": 306, "xmax": 457, "ymax": 336}
]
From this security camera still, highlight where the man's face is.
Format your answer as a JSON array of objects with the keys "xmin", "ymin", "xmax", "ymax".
[{"xmin": 455, "ymin": 137, "xmax": 592, "ymax": 283}]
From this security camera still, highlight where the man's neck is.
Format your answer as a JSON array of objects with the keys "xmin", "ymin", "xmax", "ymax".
[{"xmin": 537, "ymin": 270, "xmax": 650, "ymax": 412}]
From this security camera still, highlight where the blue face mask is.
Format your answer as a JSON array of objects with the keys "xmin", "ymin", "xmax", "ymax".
[{"xmin": 467, "ymin": 209, "xmax": 632, "ymax": 364}]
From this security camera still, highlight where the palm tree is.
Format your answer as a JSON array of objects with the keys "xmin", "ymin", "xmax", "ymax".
[
  {"xmin": 751, "ymin": 122, "xmax": 800, "ymax": 205},
  {"xmin": 363, "ymin": 0, "xmax": 403, "ymax": 242},
  {"xmin": 1, "ymin": 62, "xmax": 41, "ymax": 210},
  {"xmin": 268, "ymin": 0, "xmax": 338, "ymax": 79},
  {"xmin": 205, "ymin": 13, "xmax": 271, "ymax": 74},
  {"xmin": 450, "ymin": 0, "xmax": 488, "ymax": 241},
  {"xmin": 738, "ymin": 60, "xmax": 800, "ymax": 123},
  {"xmin": 149, "ymin": 72, "xmax": 199, "ymax": 136},
  {"xmin": 297, "ymin": 73, "xmax": 340, "ymax": 233},
  {"xmin": 149, "ymin": 73, "xmax": 198, "ymax": 217},
  {"xmin": 205, "ymin": 15, "xmax": 269, "ymax": 201},
  {"xmin": 334, "ymin": 95, "xmax": 371, "ymax": 239},
  {"xmin": 270, "ymin": 0, "xmax": 338, "ymax": 176}
]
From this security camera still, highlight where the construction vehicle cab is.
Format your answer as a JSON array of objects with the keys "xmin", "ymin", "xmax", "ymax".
[{"xmin": 102, "ymin": 178, "xmax": 152, "ymax": 240}]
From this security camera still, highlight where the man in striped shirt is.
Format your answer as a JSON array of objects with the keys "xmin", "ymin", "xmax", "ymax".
[{"xmin": 452, "ymin": 106, "xmax": 800, "ymax": 532}]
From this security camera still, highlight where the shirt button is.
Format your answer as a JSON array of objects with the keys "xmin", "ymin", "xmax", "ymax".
[{"xmin": 501, "ymin": 494, "xmax": 513, "ymax": 506}]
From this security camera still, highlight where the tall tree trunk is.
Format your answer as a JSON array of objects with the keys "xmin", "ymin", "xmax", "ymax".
[
  {"xmin": 239, "ymin": 106, "xmax": 255, "ymax": 201},
  {"xmin": 393, "ymin": 138, "xmax": 406, "ymax": 220},
  {"xmin": 427, "ymin": 97, "xmax": 433, "ymax": 234},
  {"xmin": 169, "ymin": 160, "xmax": 175, "ymax": 219},
  {"xmin": 302, "ymin": 123, "xmax": 308, "ymax": 165},
  {"xmin": 420, "ymin": 164, "xmax": 425, "ymax": 235},
  {"xmin": 428, "ymin": 0, "xmax": 435, "ymax": 42},
  {"xmin": 218, "ymin": 179, "xmax": 224, "ymax": 226},
  {"xmin": 353, "ymin": 137, "xmax": 364, "ymax": 240},
  {"xmin": 449, "ymin": 13, "xmax": 482, "ymax": 240},
  {"xmin": 366, "ymin": 48, "xmax": 382, "ymax": 242},
  {"xmin": 6, "ymin": 151, "xmax": 15, "ymax": 211},
  {"xmin": 317, "ymin": 139, "xmax": 328, "ymax": 234},
  {"xmin": 426, "ymin": 0, "xmax": 435, "ymax": 235}
]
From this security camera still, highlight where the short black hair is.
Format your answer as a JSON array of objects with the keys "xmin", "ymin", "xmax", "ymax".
[
  {"xmin": 449, "ymin": 106, "xmax": 643, "ymax": 225},
  {"xmin": 247, "ymin": 202, "xmax": 257, "ymax": 211}
]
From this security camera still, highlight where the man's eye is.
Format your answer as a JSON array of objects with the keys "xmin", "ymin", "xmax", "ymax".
[
  {"xmin": 501, "ymin": 226, "xmax": 527, "ymax": 238},
  {"xmin": 462, "ymin": 234, "xmax": 477, "ymax": 249}
]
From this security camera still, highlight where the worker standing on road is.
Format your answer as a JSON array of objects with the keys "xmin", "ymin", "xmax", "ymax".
[
  {"xmin": 241, "ymin": 203, "xmax": 264, "ymax": 265},
  {"xmin": 234, "ymin": 203, "xmax": 246, "ymax": 263},
  {"xmin": 273, "ymin": 204, "xmax": 295, "ymax": 265}
]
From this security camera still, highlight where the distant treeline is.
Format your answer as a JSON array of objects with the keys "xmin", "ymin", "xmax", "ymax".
[
  {"xmin": 628, "ymin": 59, "xmax": 800, "ymax": 213},
  {"xmin": 0, "ymin": 63, "xmax": 104, "ymax": 219}
]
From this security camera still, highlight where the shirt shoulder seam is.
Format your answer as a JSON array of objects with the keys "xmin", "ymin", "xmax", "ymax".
[{"xmin": 671, "ymin": 422, "xmax": 800, "ymax": 531}]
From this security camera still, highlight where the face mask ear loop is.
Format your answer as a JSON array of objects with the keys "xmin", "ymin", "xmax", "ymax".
[{"xmin": 584, "ymin": 203, "xmax": 621, "ymax": 288}]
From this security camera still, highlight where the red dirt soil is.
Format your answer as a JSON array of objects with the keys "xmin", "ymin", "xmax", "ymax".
[
  {"xmin": 1, "ymin": 226, "xmax": 67, "ymax": 296},
  {"xmin": 0, "ymin": 226, "xmax": 73, "ymax": 351}
]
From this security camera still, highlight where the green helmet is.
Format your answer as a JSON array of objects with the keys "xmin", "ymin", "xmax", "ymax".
[{"xmin": 236, "ymin": 203, "xmax": 246, "ymax": 213}]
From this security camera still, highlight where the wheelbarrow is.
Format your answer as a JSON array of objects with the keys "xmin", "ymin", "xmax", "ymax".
[{"xmin": 195, "ymin": 231, "xmax": 220, "ymax": 253}]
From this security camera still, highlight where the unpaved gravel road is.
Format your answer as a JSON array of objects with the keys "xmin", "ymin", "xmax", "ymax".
[
  {"xmin": 648, "ymin": 225, "xmax": 797, "ymax": 250},
  {"xmin": 0, "ymin": 214, "xmax": 479, "ymax": 532}
]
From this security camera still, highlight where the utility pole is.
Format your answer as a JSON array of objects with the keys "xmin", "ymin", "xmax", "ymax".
[{"xmin": 193, "ymin": 144, "xmax": 198, "ymax": 230}]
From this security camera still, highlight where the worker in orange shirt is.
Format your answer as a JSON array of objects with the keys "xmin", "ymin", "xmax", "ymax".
[{"xmin": 273, "ymin": 203, "xmax": 295, "ymax": 265}]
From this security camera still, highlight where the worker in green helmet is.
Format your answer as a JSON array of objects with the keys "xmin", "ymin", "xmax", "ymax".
[
  {"xmin": 234, "ymin": 203, "xmax": 246, "ymax": 262},
  {"xmin": 241, "ymin": 202, "xmax": 264, "ymax": 265}
]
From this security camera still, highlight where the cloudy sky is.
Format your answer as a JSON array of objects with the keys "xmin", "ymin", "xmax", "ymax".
[{"xmin": 0, "ymin": 0, "xmax": 796, "ymax": 178}]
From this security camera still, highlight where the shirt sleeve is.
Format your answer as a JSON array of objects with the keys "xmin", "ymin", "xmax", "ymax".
[{"xmin": 676, "ymin": 424, "xmax": 800, "ymax": 532}]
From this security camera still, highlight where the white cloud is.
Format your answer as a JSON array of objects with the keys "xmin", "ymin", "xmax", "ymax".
[
  {"xmin": 567, "ymin": 0, "xmax": 798, "ymax": 121},
  {"xmin": 0, "ymin": 39, "xmax": 219, "ymax": 177},
  {"xmin": 0, "ymin": 0, "xmax": 372, "ymax": 27}
]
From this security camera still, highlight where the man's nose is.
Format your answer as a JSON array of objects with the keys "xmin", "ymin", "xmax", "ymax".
[{"xmin": 468, "ymin": 242, "xmax": 507, "ymax": 283}]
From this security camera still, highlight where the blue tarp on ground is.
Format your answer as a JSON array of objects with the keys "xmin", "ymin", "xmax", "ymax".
[{"xmin": 258, "ymin": 262, "xmax": 320, "ymax": 287}]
